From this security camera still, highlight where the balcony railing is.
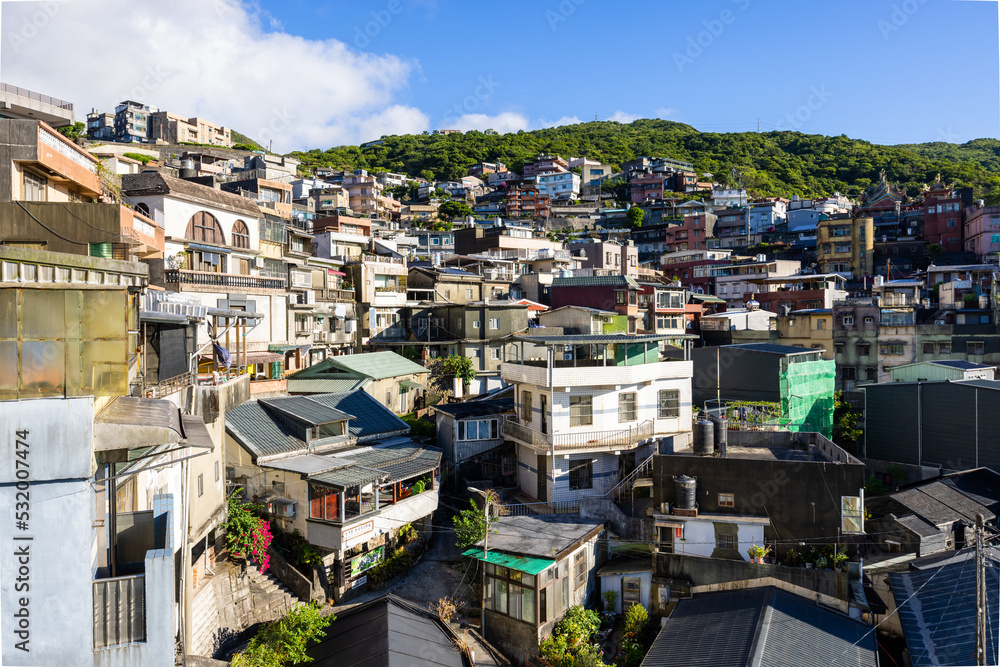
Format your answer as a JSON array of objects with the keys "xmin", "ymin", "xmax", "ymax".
[
  {"xmin": 2, "ymin": 83, "xmax": 73, "ymax": 110},
  {"xmin": 502, "ymin": 416, "xmax": 654, "ymax": 452},
  {"xmin": 93, "ymin": 575, "xmax": 146, "ymax": 649},
  {"xmin": 319, "ymin": 288, "xmax": 356, "ymax": 302},
  {"xmin": 165, "ymin": 269, "xmax": 286, "ymax": 291},
  {"xmin": 346, "ymin": 253, "xmax": 406, "ymax": 265}
]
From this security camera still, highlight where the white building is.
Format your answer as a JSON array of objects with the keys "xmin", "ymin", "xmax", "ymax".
[
  {"xmin": 536, "ymin": 171, "xmax": 581, "ymax": 201},
  {"xmin": 747, "ymin": 200, "xmax": 787, "ymax": 234},
  {"xmin": 787, "ymin": 194, "xmax": 853, "ymax": 233},
  {"xmin": 501, "ymin": 333, "xmax": 693, "ymax": 504},
  {"xmin": 712, "ymin": 187, "xmax": 748, "ymax": 209}
]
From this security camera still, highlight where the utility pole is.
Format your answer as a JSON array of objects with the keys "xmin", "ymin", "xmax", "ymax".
[
  {"xmin": 976, "ymin": 513, "xmax": 988, "ymax": 666},
  {"xmin": 468, "ymin": 487, "xmax": 492, "ymax": 636}
]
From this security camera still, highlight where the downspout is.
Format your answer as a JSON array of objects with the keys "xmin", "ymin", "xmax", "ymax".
[{"xmin": 180, "ymin": 454, "xmax": 191, "ymax": 667}]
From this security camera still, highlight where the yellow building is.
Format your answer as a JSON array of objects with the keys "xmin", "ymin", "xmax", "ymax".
[
  {"xmin": 775, "ymin": 308, "xmax": 834, "ymax": 359},
  {"xmin": 816, "ymin": 216, "xmax": 874, "ymax": 278}
]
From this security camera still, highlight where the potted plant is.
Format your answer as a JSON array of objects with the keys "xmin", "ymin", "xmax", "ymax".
[
  {"xmin": 833, "ymin": 547, "xmax": 849, "ymax": 572},
  {"xmin": 815, "ymin": 555, "xmax": 829, "ymax": 570},
  {"xmin": 747, "ymin": 544, "xmax": 771, "ymax": 563},
  {"xmin": 603, "ymin": 589, "xmax": 618, "ymax": 614}
]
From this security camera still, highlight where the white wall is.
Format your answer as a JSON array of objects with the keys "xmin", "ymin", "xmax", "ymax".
[
  {"xmin": 669, "ymin": 518, "xmax": 763, "ymax": 561},
  {"xmin": 599, "ymin": 570, "xmax": 652, "ymax": 614}
]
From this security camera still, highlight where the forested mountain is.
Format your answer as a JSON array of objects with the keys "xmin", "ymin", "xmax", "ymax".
[{"xmin": 290, "ymin": 120, "xmax": 1000, "ymax": 204}]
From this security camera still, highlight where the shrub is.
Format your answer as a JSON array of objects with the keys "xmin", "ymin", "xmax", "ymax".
[
  {"xmin": 123, "ymin": 152, "xmax": 154, "ymax": 165},
  {"xmin": 603, "ymin": 589, "xmax": 618, "ymax": 613},
  {"xmin": 366, "ymin": 547, "xmax": 413, "ymax": 589},
  {"xmin": 539, "ymin": 606, "xmax": 602, "ymax": 666},
  {"xmin": 397, "ymin": 523, "xmax": 418, "ymax": 545},
  {"xmin": 223, "ymin": 493, "xmax": 272, "ymax": 572},
  {"xmin": 623, "ymin": 602, "xmax": 648, "ymax": 636},
  {"xmin": 231, "ymin": 601, "xmax": 331, "ymax": 667}
]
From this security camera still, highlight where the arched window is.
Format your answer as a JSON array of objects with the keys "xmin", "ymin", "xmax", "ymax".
[
  {"xmin": 135, "ymin": 203, "xmax": 150, "ymax": 217},
  {"xmin": 232, "ymin": 220, "xmax": 250, "ymax": 249},
  {"xmin": 185, "ymin": 211, "xmax": 225, "ymax": 245}
]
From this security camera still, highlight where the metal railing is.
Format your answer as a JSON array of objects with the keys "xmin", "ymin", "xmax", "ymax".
[
  {"xmin": 144, "ymin": 371, "xmax": 195, "ymax": 398},
  {"xmin": 497, "ymin": 500, "xmax": 580, "ymax": 516},
  {"xmin": 2, "ymin": 83, "xmax": 73, "ymax": 110},
  {"xmin": 164, "ymin": 269, "xmax": 286, "ymax": 291},
  {"xmin": 605, "ymin": 453, "xmax": 655, "ymax": 502},
  {"xmin": 502, "ymin": 417, "xmax": 654, "ymax": 452},
  {"xmin": 93, "ymin": 575, "xmax": 146, "ymax": 649}
]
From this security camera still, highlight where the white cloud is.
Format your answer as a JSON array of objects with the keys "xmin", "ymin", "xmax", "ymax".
[
  {"xmin": 2, "ymin": 0, "xmax": 429, "ymax": 152},
  {"xmin": 546, "ymin": 115, "xmax": 583, "ymax": 128},
  {"xmin": 655, "ymin": 107, "xmax": 678, "ymax": 119},
  {"xmin": 608, "ymin": 110, "xmax": 639, "ymax": 124}
]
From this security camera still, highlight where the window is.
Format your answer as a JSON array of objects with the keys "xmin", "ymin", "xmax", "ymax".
[
  {"xmin": 881, "ymin": 344, "xmax": 905, "ymax": 356},
  {"xmin": 569, "ymin": 459, "xmax": 593, "ymax": 490},
  {"xmin": 489, "ymin": 318, "xmax": 500, "ymax": 330},
  {"xmin": 574, "ymin": 551, "xmax": 587, "ymax": 590},
  {"xmin": 939, "ymin": 342, "xmax": 951, "ymax": 354},
  {"xmin": 969, "ymin": 341, "xmax": 985, "ymax": 355},
  {"xmin": 473, "ymin": 320, "xmax": 481, "ymax": 329},
  {"xmin": 444, "ymin": 289, "xmax": 451, "ymax": 300},
  {"xmin": 923, "ymin": 342, "xmax": 935, "ymax": 355},
  {"xmin": 458, "ymin": 419, "xmax": 499, "ymax": 441},
  {"xmin": 521, "ymin": 391, "xmax": 532, "ymax": 422},
  {"xmin": 490, "ymin": 347, "xmax": 500, "ymax": 360},
  {"xmin": 842, "ymin": 316, "xmax": 854, "ymax": 326},
  {"xmin": 309, "ymin": 484, "xmax": 340, "ymax": 521},
  {"xmin": 866, "ymin": 368, "xmax": 878, "ymax": 381},
  {"xmin": 842, "ymin": 496, "xmax": 863, "ymax": 533},
  {"xmin": 197, "ymin": 473, "xmax": 204, "ymax": 497},
  {"xmin": 186, "ymin": 211, "xmax": 226, "ymax": 244},
  {"xmin": 718, "ymin": 493, "xmax": 734, "ymax": 507},
  {"xmin": 716, "ymin": 533, "xmax": 737, "ymax": 550},
  {"xmin": 615, "ymin": 291, "xmax": 626, "ymax": 305},
  {"xmin": 816, "ymin": 319, "xmax": 826, "ymax": 330},
  {"xmin": 834, "ymin": 342, "xmax": 844, "ymax": 355},
  {"xmin": 22, "ymin": 170, "xmax": 47, "ymax": 201},
  {"xmin": 466, "ymin": 289, "xmax": 473, "ymax": 300},
  {"xmin": 215, "ymin": 461, "xmax": 220, "ymax": 482},
  {"xmin": 232, "ymin": 220, "xmax": 250, "ymax": 249},
  {"xmin": 570, "ymin": 395, "xmax": 593, "ymax": 426},
  {"xmin": 842, "ymin": 367, "xmax": 857, "ymax": 381},
  {"xmin": 658, "ymin": 389, "xmax": 680, "ymax": 419},
  {"xmin": 619, "ymin": 392, "xmax": 637, "ymax": 422},
  {"xmin": 864, "ymin": 317, "xmax": 874, "ymax": 325}
]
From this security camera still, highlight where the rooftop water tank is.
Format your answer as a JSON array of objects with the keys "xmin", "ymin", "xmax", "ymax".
[
  {"xmin": 674, "ymin": 476, "xmax": 697, "ymax": 510},
  {"xmin": 694, "ymin": 419, "xmax": 715, "ymax": 456}
]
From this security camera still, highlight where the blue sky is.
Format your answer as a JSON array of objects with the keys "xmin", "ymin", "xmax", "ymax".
[
  {"xmin": 5, "ymin": 0, "xmax": 999, "ymax": 150},
  {"xmin": 259, "ymin": 0, "xmax": 1000, "ymax": 145}
]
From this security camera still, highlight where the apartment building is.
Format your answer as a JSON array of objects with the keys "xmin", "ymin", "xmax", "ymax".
[
  {"xmin": 523, "ymin": 154, "xmax": 569, "ymax": 178},
  {"xmin": 342, "ymin": 171, "xmax": 384, "ymax": 218},
  {"xmin": 86, "ymin": 109, "xmax": 115, "ymax": 140},
  {"xmin": 816, "ymin": 216, "xmax": 874, "ymax": 278},
  {"xmin": 963, "ymin": 204, "xmax": 1000, "ymax": 261},
  {"xmin": 631, "ymin": 171, "xmax": 666, "ymax": 204},
  {"xmin": 501, "ymin": 333, "xmax": 693, "ymax": 504},
  {"xmin": 775, "ymin": 309, "xmax": 834, "ymax": 358},
  {"xmin": 0, "ymin": 82, "xmax": 75, "ymax": 127},
  {"xmin": 922, "ymin": 176, "xmax": 966, "ymax": 254},
  {"xmin": 832, "ymin": 297, "xmax": 880, "ymax": 392},
  {"xmin": 148, "ymin": 110, "xmax": 232, "ymax": 147},
  {"xmin": 113, "ymin": 100, "xmax": 156, "ymax": 143},
  {"xmin": 568, "ymin": 239, "xmax": 639, "ymax": 276},
  {"xmin": 663, "ymin": 213, "xmax": 717, "ymax": 254},
  {"xmin": 551, "ymin": 275, "xmax": 642, "ymax": 330},
  {"xmin": 711, "ymin": 259, "xmax": 801, "ymax": 308},
  {"xmin": 536, "ymin": 170, "xmax": 581, "ymax": 201},
  {"xmin": 345, "ymin": 254, "xmax": 408, "ymax": 349},
  {"xmin": 506, "ymin": 183, "xmax": 551, "ymax": 218},
  {"xmin": 714, "ymin": 207, "xmax": 749, "ymax": 248}
]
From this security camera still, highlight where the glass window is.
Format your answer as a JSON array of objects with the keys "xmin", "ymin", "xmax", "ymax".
[
  {"xmin": 521, "ymin": 390, "xmax": 532, "ymax": 422},
  {"xmin": 569, "ymin": 395, "xmax": 593, "ymax": 426},
  {"xmin": 232, "ymin": 220, "xmax": 250, "ymax": 248},
  {"xmin": 658, "ymin": 389, "xmax": 680, "ymax": 418},
  {"xmin": 574, "ymin": 551, "xmax": 587, "ymax": 589},
  {"xmin": 496, "ymin": 579, "xmax": 508, "ymax": 615},
  {"xmin": 309, "ymin": 484, "xmax": 339, "ymax": 521},
  {"xmin": 522, "ymin": 587, "xmax": 535, "ymax": 624},
  {"xmin": 569, "ymin": 460, "xmax": 593, "ymax": 490},
  {"xmin": 508, "ymin": 582, "xmax": 522, "ymax": 620},
  {"xmin": 716, "ymin": 533, "xmax": 737, "ymax": 550},
  {"xmin": 718, "ymin": 493, "xmax": 734, "ymax": 507},
  {"xmin": 842, "ymin": 496, "xmax": 863, "ymax": 533},
  {"xmin": 619, "ymin": 392, "xmax": 637, "ymax": 422},
  {"xmin": 22, "ymin": 170, "xmax": 47, "ymax": 202}
]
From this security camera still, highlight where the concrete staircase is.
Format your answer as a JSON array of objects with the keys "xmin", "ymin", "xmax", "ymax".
[{"xmin": 246, "ymin": 566, "xmax": 300, "ymax": 616}]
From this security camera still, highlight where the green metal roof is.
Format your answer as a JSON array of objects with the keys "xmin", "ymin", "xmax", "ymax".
[
  {"xmin": 293, "ymin": 352, "xmax": 429, "ymax": 381},
  {"xmin": 462, "ymin": 548, "xmax": 554, "ymax": 576},
  {"xmin": 286, "ymin": 378, "xmax": 371, "ymax": 394}
]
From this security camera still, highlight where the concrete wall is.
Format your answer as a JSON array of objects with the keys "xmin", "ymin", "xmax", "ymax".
[{"xmin": 599, "ymin": 570, "xmax": 652, "ymax": 615}]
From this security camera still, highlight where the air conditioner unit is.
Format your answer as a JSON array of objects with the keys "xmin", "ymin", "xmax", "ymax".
[
  {"xmin": 268, "ymin": 499, "xmax": 295, "ymax": 519},
  {"xmin": 288, "ymin": 294, "xmax": 299, "ymax": 306},
  {"xmin": 254, "ymin": 257, "xmax": 264, "ymax": 268}
]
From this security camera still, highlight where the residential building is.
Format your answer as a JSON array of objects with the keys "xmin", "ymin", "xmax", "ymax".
[
  {"xmin": 873, "ymin": 278, "xmax": 923, "ymax": 383},
  {"xmin": 551, "ymin": 275, "xmax": 642, "ymax": 329},
  {"xmin": 748, "ymin": 273, "xmax": 849, "ymax": 313},
  {"xmin": 507, "ymin": 183, "xmax": 551, "ymax": 218},
  {"xmin": 501, "ymin": 332, "xmax": 694, "ymax": 504},
  {"xmin": 660, "ymin": 249, "xmax": 732, "ymax": 295},
  {"xmin": 220, "ymin": 176, "xmax": 294, "ymax": 221},
  {"xmin": 832, "ymin": 297, "xmax": 880, "ymax": 392},
  {"xmin": 816, "ymin": 216, "xmax": 874, "ymax": 277},
  {"xmin": 401, "ymin": 203, "xmax": 440, "ymax": 226},
  {"xmin": 631, "ymin": 171, "xmax": 667, "ymax": 204},
  {"xmin": 536, "ymin": 170, "xmax": 581, "ymax": 201},
  {"xmin": 343, "ymin": 171, "xmax": 384, "ymax": 218},
  {"xmin": 538, "ymin": 305, "xmax": 630, "ymax": 335},
  {"xmin": 224, "ymin": 391, "xmax": 440, "ymax": 602},
  {"xmin": 311, "ymin": 212, "xmax": 371, "ymax": 237},
  {"xmin": 866, "ymin": 468, "xmax": 1000, "ymax": 558},
  {"xmin": 775, "ymin": 309, "xmax": 834, "ymax": 358},
  {"xmin": 864, "ymin": 379, "xmax": 1000, "ymax": 472},
  {"xmin": 468, "ymin": 161, "xmax": 507, "ymax": 178},
  {"xmin": 376, "ymin": 171, "xmax": 409, "ymax": 188},
  {"xmin": 663, "ymin": 213, "xmax": 717, "ymax": 254},
  {"xmin": 692, "ymin": 343, "xmax": 836, "ymax": 436},
  {"xmin": 412, "ymin": 229, "xmax": 454, "ymax": 256},
  {"xmin": 148, "ymin": 110, "xmax": 232, "ymax": 147},
  {"xmin": 113, "ymin": 100, "xmax": 157, "ymax": 143},
  {"xmin": 746, "ymin": 199, "xmax": 787, "ymax": 235},
  {"xmin": 241, "ymin": 154, "xmax": 300, "ymax": 182},
  {"xmin": 407, "ymin": 266, "xmax": 484, "ymax": 304},
  {"xmin": 922, "ymin": 175, "xmax": 965, "ymax": 254},
  {"xmin": 710, "ymin": 258, "xmax": 801, "ymax": 308},
  {"xmin": 0, "ymin": 119, "xmax": 101, "ymax": 203},
  {"xmin": 306, "ymin": 186, "xmax": 350, "ymax": 215},
  {"xmin": 641, "ymin": 588, "xmax": 877, "ymax": 667},
  {"xmin": 86, "ymin": 109, "xmax": 115, "ymax": 140},
  {"xmin": 0, "ymin": 82, "xmax": 75, "ymax": 127},
  {"xmin": 462, "ymin": 516, "xmax": 605, "ymax": 660},
  {"xmin": 714, "ymin": 207, "xmax": 750, "ymax": 247},
  {"xmin": 568, "ymin": 239, "xmax": 639, "ymax": 276},
  {"xmin": 433, "ymin": 398, "xmax": 515, "ymax": 471},
  {"xmin": 523, "ymin": 154, "xmax": 569, "ymax": 178},
  {"xmin": 890, "ymin": 359, "xmax": 995, "ymax": 383},
  {"xmin": 286, "ymin": 351, "xmax": 429, "ymax": 415},
  {"xmin": 580, "ymin": 163, "xmax": 614, "ymax": 196},
  {"xmin": 711, "ymin": 187, "xmax": 748, "ymax": 208},
  {"xmin": 638, "ymin": 282, "xmax": 689, "ymax": 337},
  {"xmin": 786, "ymin": 193, "xmax": 852, "ymax": 234},
  {"xmin": 0, "ymin": 245, "xmax": 219, "ymax": 666},
  {"xmin": 698, "ymin": 309, "xmax": 777, "ymax": 346},
  {"xmin": 344, "ymin": 254, "xmax": 408, "ymax": 349},
  {"xmin": 963, "ymin": 204, "xmax": 1000, "ymax": 261}
]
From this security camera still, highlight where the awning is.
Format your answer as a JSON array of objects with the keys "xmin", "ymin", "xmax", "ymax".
[
  {"xmin": 462, "ymin": 548, "xmax": 554, "ymax": 576},
  {"xmin": 140, "ymin": 310, "xmax": 191, "ymax": 324},
  {"xmin": 246, "ymin": 351, "xmax": 284, "ymax": 364},
  {"xmin": 399, "ymin": 380, "xmax": 426, "ymax": 390},
  {"xmin": 328, "ymin": 270, "xmax": 347, "ymax": 276},
  {"xmin": 269, "ymin": 344, "xmax": 311, "ymax": 353},
  {"xmin": 188, "ymin": 243, "xmax": 232, "ymax": 254},
  {"xmin": 180, "ymin": 414, "xmax": 215, "ymax": 450}
]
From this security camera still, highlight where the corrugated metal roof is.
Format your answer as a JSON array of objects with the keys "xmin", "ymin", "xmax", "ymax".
[
  {"xmin": 931, "ymin": 360, "xmax": 993, "ymax": 370},
  {"xmin": 322, "ymin": 351, "xmax": 430, "ymax": 380},
  {"xmin": 226, "ymin": 400, "xmax": 305, "ymax": 460},
  {"xmin": 258, "ymin": 396, "xmax": 354, "ymax": 426},
  {"xmin": 286, "ymin": 378, "xmax": 371, "ymax": 394},
  {"xmin": 432, "ymin": 399, "xmax": 514, "ymax": 419},
  {"xmin": 891, "ymin": 552, "xmax": 1000, "ymax": 666},
  {"xmin": 310, "ymin": 464, "xmax": 386, "ymax": 488},
  {"xmin": 462, "ymin": 548, "xmax": 555, "ymax": 576},
  {"xmin": 724, "ymin": 343, "xmax": 819, "ymax": 355},
  {"xmin": 515, "ymin": 333, "xmax": 693, "ymax": 345},
  {"xmin": 552, "ymin": 275, "xmax": 641, "ymax": 289},
  {"xmin": 641, "ymin": 587, "xmax": 877, "ymax": 667},
  {"xmin": 307, "ymin": 392, "xmax": 410, "ymax": 442}
]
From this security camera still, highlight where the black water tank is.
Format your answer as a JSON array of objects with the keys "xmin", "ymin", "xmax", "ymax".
[
  {"xmin": 674, "ymin": 475, "xmax": 696, "ymax": 510},
  {"xmin": 710, "ymin": 415, "xmax": 728, "ymax": 457},
  {"xmin": 694, "ymin": 419, "xmax": 715, "ymax": 455}
]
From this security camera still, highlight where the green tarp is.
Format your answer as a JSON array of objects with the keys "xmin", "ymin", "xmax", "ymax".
[
  {"xmin": 779, "ymin": 359, "xmax": 835, "ymax": 439},
  {"xmin": 462, "ymin": 548, "xmax": 554, "ymax": 575}
]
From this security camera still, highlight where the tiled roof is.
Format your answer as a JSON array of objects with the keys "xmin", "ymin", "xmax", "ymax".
[
  {"xmin": 641, "ymin": 587, "xmax": 877, "ymax": 667},
  {"xmin": 894, "ymin": 514, "xmax": 940, "ymax": 539},
  {"xmin": 552, "ymin": 275, "xmax": 641, "ymax": 289}
]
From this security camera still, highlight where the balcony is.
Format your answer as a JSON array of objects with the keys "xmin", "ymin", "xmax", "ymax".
[
  {"xmin": 164, "ymin": 269, "xmax": 286, "ymax": 293},
  {"xmin": 319, "ymin": 288, "xmax": 356, "ymax": 303},
  {"xmin": 501, "ymin": 359, "xmax": 693, "ymax": 389},
  {"xmin": 93, "ymin": 575, "xmax": 145, "ymax": 648},
  {"xmin": 346, "ymin": 253, "xmax": 406, "ymax": 265},
  {"xmin": 502, "ymin": 416, "xmax": 654, "ymax": 453}
]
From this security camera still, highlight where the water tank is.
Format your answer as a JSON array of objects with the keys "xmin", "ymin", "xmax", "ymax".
[
  {"xmin": 694, "ymin": 419, "xmax": 715, "ymax": 455},
  {"xmin": 179, "ymin": 159, "xmax": 196, "ymax": 179},
  {"xmin": 710, "ymin": 415, "xmax": 728, "ymax": 456},
  {"xmin": 674, "ymin": 476, "xmax": 697, "ymax": 510}
]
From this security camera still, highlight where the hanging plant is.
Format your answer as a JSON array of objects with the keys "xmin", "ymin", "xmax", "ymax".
[{"xmin": 223, "ymin": 492, "xmax": 273, "ymax": 572}]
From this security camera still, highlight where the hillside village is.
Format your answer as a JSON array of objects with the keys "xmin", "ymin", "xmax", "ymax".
[{"xmin": 4, "ymin": 84, "xmax": 1000, "ymax": 667}]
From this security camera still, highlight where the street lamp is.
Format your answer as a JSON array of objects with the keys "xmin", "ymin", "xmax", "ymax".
[{"xmin": 468, "ymin": 486, "xmax": 491, "ymax": 635}]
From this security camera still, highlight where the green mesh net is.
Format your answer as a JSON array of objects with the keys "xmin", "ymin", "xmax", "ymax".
[{"xmin": 779, "ymin": 359, "xmax": 836, "ymax": 438}]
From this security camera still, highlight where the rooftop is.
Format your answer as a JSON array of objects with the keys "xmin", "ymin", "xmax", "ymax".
[
  {"xmin": 513, "ymin": 332, "xmax": 696, "ymax": 345},
  {"xmin": 432, "ymin": 399, "xmax": 514, "ymax": 420},
  {"xmin": 640, "ymin": 587, "xmax": 877, "ymax": 667},
  {"xmin": 720, "ymin": 342, "xmax": 822, "ymax": 355},
  {"xmin": 121, "ymin": 171, "xmax": 262, "ymax": 218},
  {"xmin": 552, "ymin": 275, "xmax": 641, "ymax": 289},
  {"xmin": 293, "ymin": 352, "xmax": 429, "ymax": 381},
  {"xmin": 470, "ymin": 515, "xmax": 603, "ymax": 560}
]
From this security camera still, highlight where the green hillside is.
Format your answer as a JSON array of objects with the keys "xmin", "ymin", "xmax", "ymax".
[{"xmin": 290, "ymin": 119, "xmax": 1000, "ymax": 204}]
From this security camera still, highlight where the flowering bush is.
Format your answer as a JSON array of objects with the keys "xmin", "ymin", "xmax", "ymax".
[{"xmin": 223, "ymin": 493, "xmax": 273, "ymax": 572}]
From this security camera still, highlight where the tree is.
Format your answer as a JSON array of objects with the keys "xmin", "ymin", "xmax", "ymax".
[
  {"xmin": 832, "ymin": 391, "xmax": 863, "ymax": 455},
  {"xmin": 442, "ymin": 354, "xmax": 476, "ymax": 388},
  {"xmin": 626, "ymin": 206, "xmax": 645, "ymax": 229},
  {"xmin": 438, "ymin": 200, "xmax": 474, "ymax": 220},
  {"xmin": 453, "ymin": 495, "xmax": 498, "ymax": 549},
  {"xmin": 58, "ymin": 121, "xmax": 86, "ymax": 141},
  {"xmin": 231, "ymin": 601, "xmax": 332, "ymax": 667}
]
